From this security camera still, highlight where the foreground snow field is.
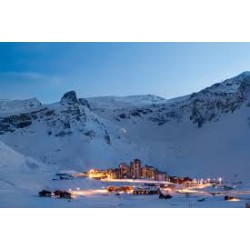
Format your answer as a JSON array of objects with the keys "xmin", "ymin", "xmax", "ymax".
[{"xmin": 1, "ymin": 175, "xmax": 250, "ymax": 208}]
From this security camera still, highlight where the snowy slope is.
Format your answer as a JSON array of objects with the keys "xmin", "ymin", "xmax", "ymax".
[
  {"xmin": 0, "ymin": 141, "xmax": 54, "ymax": 191},
  {"xmin": 88, "ymin": 94, "xmax": 166, "ymax": 108}
]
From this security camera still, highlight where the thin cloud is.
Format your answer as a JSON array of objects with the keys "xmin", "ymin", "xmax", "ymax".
[
  {"xmin": 0, "ymin": 72, "xmax": 65, "ymax": 102},
  {"xmin": 0, "ymin": 71, "xmax": 63, "ymax": 87}
]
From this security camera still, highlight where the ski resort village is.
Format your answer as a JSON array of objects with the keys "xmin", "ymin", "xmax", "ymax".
[
  {"xmin": 34, "ymin": 157, "xmax": 250, "ymax": 208},
  {"xmin": 1, "ymin": 71, "xmax": 250, "ymax": 207}
]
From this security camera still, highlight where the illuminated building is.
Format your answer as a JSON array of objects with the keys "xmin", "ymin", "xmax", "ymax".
[
  {"xmin": 88, "ymin": 169, "xmax": 107, "ymax": 179},
  {"xmin": 130, "ymin": 159, "xmax": 141, "ymax": 179},
  {"xmin": 107, "ymin": 169, "xmax": 119, "ymax": 179},
  {"xmin": 118, "ymin": 163, "xmax": 131, "ymax": 179},
  {"xmin": 141, "ymin": 165, "xmax": 156, "ymax": 179},
  {"xmin": 155, "ymin": 171, "xmax": 167, "ymax": 181}
]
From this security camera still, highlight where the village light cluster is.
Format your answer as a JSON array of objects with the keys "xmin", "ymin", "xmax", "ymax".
[
  {"xmin": 38, "ymin": 159, "xmax": 235, "ymax": 205},
  {"xmin": 84, "ymin": 161, "xmax": 225, "ymax": 187},
  {"xmin": 56, "ymin": 159, "xmax": 224, "ymax": 188},
  {"xmin": 85, "ymin": 159, "xmax": 168, "ymax": 181}
]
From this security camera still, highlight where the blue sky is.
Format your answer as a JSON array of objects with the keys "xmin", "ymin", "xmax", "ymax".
[{"xmin": 1, "ymin": 42, "xmax": 250, "ymax": 103}]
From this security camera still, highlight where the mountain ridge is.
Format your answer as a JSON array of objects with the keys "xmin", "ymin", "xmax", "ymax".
[{"xmin": 0, "ymin": 71, "xmax": 250, "ymax": 180}]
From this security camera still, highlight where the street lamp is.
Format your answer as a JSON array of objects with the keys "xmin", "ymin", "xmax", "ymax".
[{"xmin": 218, "ymin": 177, "xmax": 222, "ymax": 184}]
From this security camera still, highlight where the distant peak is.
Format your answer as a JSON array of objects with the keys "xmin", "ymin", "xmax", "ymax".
[
  {"xmin": 29, "ymin": 97, "xmax": 41, "ymax": 105},
  {"xmin": 238, "ymin": 71, "xmax": 250, "ymax": 77},
  {"xmin": 60, "ymin": 90, "xmax": 78, "ymax": 105},
  {"xmin": 226, "ymin": 71, "xmax": 250, "ymax": 88},
  {"xmin": 228, "ymin": 71, "xmax": 250, "ymax": 83}
]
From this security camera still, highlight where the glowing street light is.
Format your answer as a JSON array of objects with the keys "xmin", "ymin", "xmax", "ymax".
[{"xmin": 218, "ymin": 177, "xmax": 222, "ymax": 184}]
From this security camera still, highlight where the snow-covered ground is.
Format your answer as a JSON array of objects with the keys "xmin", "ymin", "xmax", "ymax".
[{"xmin": 1, "ymin": 176, "xmax": 249, "ymax": 208}]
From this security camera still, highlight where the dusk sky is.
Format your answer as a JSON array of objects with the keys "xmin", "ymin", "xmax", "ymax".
[{"xmin": 1, "ymin": 42, "xmax": 250, "ymax": 103}]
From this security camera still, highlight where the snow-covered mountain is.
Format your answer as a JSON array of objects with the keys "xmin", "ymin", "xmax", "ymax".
[
  {"xmin": 0, "ymin": 91, "xmax": 145, "ymax": 170},
  {"xmin": 0, "ymin": 72, "xmax": 250, "ymax": 181},
  {"xmin": 0, "ymin": 97, "xmax": 41, "ymax": 115},
  {"xmin": 87, "ymin": 94, "xmax": 167, "ymax": 111},
  {"xmin": 89, "ymin": 72, "xmax": 250, "ymax": 129}
]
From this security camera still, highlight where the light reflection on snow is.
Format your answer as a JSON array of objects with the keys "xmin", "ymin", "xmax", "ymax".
[
  {"xmin": 45, "ymin": 176, "xmax": 250, "ymax": 207},
  {"xmin": 71, "ymin": 189, "xmax": 109, "ymax": 196}
]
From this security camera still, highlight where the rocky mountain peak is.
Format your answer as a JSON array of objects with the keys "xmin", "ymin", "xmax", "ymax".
[
  {"xmin": 79, "ymin": 98, "xmax": 91, "ymax": 110},
  {"xmin": 60, "ymin": 91, "xmax": 78, "ymax": 105},
  {"xmin": 225, "ymin": 72, "xmax": 250, "ymax": 102},
  {"xmin": 236, "ymin": 71, "xmax": 250, "ymax": 80}
]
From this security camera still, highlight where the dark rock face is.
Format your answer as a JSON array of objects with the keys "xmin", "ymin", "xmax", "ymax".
[
  {"xmin": 0, "ymin": 110, "xmax": 42, "ymax": 134},
  {"xmin": 119, "ymin": 113, "xmax": 128, "ymax": 119},
  {"xmin": 60, "ymin": 91, "xmax": 78, "ymax": 105},
  {"xmin": 130, "ymin": 110, "xmax": 141, "ymax": 117},
  {"xmin": 116, "ymin": 108, "xmax": 153, "ymax": 121},
  {"xmin": 188, "ymin": 79, "xmax": 250, "ymax": 127},
  {"xmin": 104, "ymin": 134, "xmax": 111, "ymax": 145},
  {"xmin": 237, "ymin": 79, "xmax": 250, "ymax": 101},
  {"xmin": 55, "ymin": 131, "xmax": 73, "ymax": 137},
  {"xmin": 0, "ymin": 107, "xmax": 54, "ymax": 134},
  {"xmin": 84, "ymin": 130, "xmax": 96, "ymax": 139},
  {"xmin": 79, "ymin": 98, "xmax": 91, "ymax": 110}
]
